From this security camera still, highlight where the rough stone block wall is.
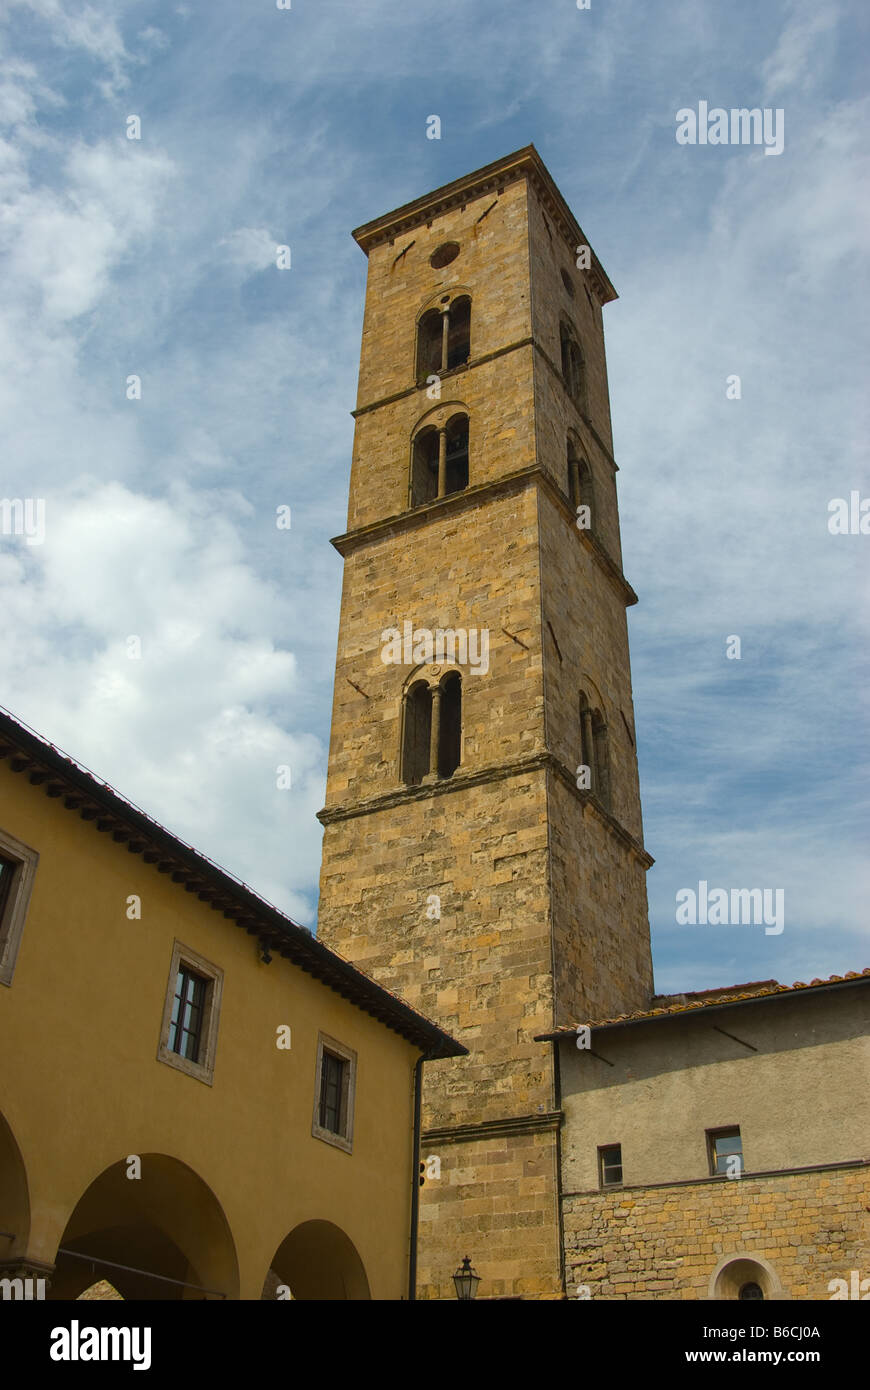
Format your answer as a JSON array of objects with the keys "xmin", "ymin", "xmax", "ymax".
[
  {"xmin": 318, "ymin": 156, "xmax": 653, "ymax": 1298},
  {"xmin": 538, "ymin": 488, "xmax": 645, "ymax": 843},
  {"xmin": 526, "ymin": 180, "xmax": 618, "ymax": 526},
  {"xmin": 548, "ymin": 775, "xmax": 653, "ymax": 1026},
  {"xmin": 321, "ymin": 485, "xmax": 544, "ymax": 806},
  {"xmin": 355, "ymin": 178, "xmax": 532, "ymax": 409},
  {"xmin": 319, "ymin": 770, "xmax": 555, "ymax": 1129},
  {"xmin": 417, "ymin": 1129, "xmax": 563, "ymax": 1300},
  {"xmin": 563, "ymin": 1167, "xmax": 870, "ymax": 1299}
]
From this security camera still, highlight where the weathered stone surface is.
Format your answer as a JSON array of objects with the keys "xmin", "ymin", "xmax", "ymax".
[
  {"xmin": 318, "ymin": 150, "xmax": 653, "ymax": 1298},
  {"xmin": 563, "ymin": 1168, "xmax": 870, "ymax": 1300}
]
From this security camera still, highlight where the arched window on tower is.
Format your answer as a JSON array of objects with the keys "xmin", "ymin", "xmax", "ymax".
[
  {"xmin": 567, "ymin": 440, "xmax": 596, "ymax": 535},
  {"xmin": 416, "ymin": 309, "xmax": 443, "ymax": 383},
  {"xmin": 410, "ymin": 414, "xmax": 470, "ymax": 508},
  {"xmin": 437, "ymin": 672, "xmax": 462, "ymax": 777},
  {"xmin": 416, "ymin": 297, "xmax": 472, "ymax": 382},
  {"xmin": 446, "ymin": 296, "xmax": 471, "ymax": 370},
  {"xmin": 402, "ymin": 682, "xmax": 433, "ymax": 786},
  {"xmin": 579, "ymin": 692, "xmax": 611, "ymax": 811},
  {"xmin": 411, "ymin": 427, "xmax": 440, "ymax": 507},
  {"xmin": 444, "ymin": 414, "xmax": 469, "ymax": 495},
  {"xmin": 560, "ymin": 321, "xmax": 585, "ymax": 409},
  {"xmin": 400, "ymin": 673, "xmax": 462, "ymax": 785}
]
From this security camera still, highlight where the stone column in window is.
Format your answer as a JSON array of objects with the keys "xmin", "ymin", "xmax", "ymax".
[
  {"xmin": 426, "ymin": 685, "xmax": 442, "ymax": 781},
  {"xmin": 437, "ymin": 428, "xmax": 447, "ymax": 499},
  {"xmin": 439, "ymin": 305, "xmax": 450, "ymax": 374}
]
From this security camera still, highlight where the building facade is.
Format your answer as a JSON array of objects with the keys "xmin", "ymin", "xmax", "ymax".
[
  {"xmin": 316, "ymin": 146, "xmax": 655, "ymax": 1298},
  {"xmin": 0, "ymin": 709, "xmax": 463, "ymax": 1300},
  {"xmin": 539, "ymin": 975, "xmax": 870, "ymax": 1300}
]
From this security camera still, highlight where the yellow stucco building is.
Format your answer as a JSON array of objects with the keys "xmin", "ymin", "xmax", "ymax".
[{"xmin": 0, "ymin": 707, "xmax": 464, "ymax": 1300}]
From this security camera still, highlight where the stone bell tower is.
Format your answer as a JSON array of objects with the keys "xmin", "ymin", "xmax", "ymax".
[{"xmin": 316, "ymin": 147, "xmax": 654, "ymax": 1299}]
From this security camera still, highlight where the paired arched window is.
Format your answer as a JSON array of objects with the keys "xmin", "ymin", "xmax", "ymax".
[
  {"xmin": 416, "ymin": 296, "xmax": 471, "ymax": 382},
  {"xmin": 401, "ymin": 673, "xmax": 462, "ymax": 785},
  {"xmin": 560, "ymin": 321, "xmax": 585, "ymax": 409},
  {"xmin": 567, "ymin": 440, "xmax": 595, "ymax": 533},
  {"xmin": 411, "ymin": 413, "xmax": 469, "ymax": 507},
  {"xmin": 579, "ymin": 692, "xmax": 610, "ymax": 810}
]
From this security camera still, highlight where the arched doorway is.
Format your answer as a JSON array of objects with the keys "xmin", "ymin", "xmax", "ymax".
[
  {"xmin": 49, "ymin": 1154, "xmax": 238, "ymax": 1300},
  {"xmin": 262, "ymin": 1220, "xmax": 370, "ymax": 1300},
  {"xmin": 708, "ymin": 1254, "xmax": 787, "ymax": 1301}
]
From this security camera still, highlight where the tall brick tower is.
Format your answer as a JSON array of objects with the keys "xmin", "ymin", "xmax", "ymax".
[{"xmin": 316, "ymin": 147, "xmax": 654, "ymax": 1299}]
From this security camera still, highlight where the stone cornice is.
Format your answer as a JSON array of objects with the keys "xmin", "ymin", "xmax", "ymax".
[
  {"xmin": 330, "ymin": 464, "xmax": 638, "ymax": 609},
  {"xmin": 350, "ymin": 340, "xmax": 621, "ymax": 486},
  {"xmin": 351, "ymin": 337, "xmax": 533, "ymax": 419},
  {"xmin": 422, "ymin": 1110, "xmax": 563, "ymax": 1145},
  {"xmin": 560, "ymin": 1157, "xmax": 870, "ymax": 1201},
  {"xmin": 317, "ymin": 750, "xmax": 654, "ymax": 869},
  {"xmin": 352, "ymin": 144, "xmax": 617, "ymax": 307}
]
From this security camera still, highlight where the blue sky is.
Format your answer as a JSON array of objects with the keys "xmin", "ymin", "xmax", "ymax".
[{"xmin": 0, "ymin": 0, "xmax": 867, "ymax": 995}]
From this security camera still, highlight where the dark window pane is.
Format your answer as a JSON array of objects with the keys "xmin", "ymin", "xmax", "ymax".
[
  {"xmin": 416, "ymin": 310, "xmax": 443, "ymax": 381},
  {"xmin": 168, "ymin": 967, "xmax": 207, "ymax": 1062},
  {"xmin": 402, "ymin": 683, "xmax": 432, "ymax": 786},
  {"xmin": 319, "ymin": 1051, "xmax": 346, "ymax": 1134},
  {"xmin": 600, "ymin": 1145, "xmax": 622, "ymax": 1185},
  {"xmin": 444, "ymin": 416, "xmax": 469, "ymax": 495},
  {"xmin": 446, "ymin": 297, "xmax": 471, "ymax": 369},
  {"xmin": 0, "ymin": 854, "xmax": 16, "ymax": 925},
  {"xmin": 711, "ymin": 1130, "xmax": 742, "ymax": 1174},
  {"xmin": 411, "ymin": 429, "xmax": 439, "ymax": 507},
  {"xmin": 438, "ymin": 674, "xmax": 462, "ymax": 778}
]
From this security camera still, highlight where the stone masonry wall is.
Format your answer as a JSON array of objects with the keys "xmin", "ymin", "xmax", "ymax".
[
  {"xmin": 563, "ymin": 1166, "xmax": 870, "ymax": 1300},
  {"xmin": 418, "ymin": 1127, "xmax": 563, "ymax": 1300}
]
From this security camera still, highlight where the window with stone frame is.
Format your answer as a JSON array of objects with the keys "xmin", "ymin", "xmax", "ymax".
[
  {"xmin": 312, "ymin": 1033, "xmax": 357, "ymax": 1154},
  {"xmin": 410, "ymin": 413, "xmax": 470, "ymax": 509},
  {"xmin": 0, "ymin": 828, "xmax": 39, "ymax": 988},
  {"xmin": 157, "ymin": 941, "xmax": 224, "ymax": 1086},
  {"xmin": 401, "ymin": 673, "xmax": 462, "ymax": 784},
  {"xmin": 415, "ymin": 296, "xmax": 471, "ymax": 383}
]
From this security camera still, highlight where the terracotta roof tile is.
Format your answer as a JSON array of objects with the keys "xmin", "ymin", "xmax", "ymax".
[{"xmin": 536, "ymin": 969, "xmax": 870, "ymax": 1040}]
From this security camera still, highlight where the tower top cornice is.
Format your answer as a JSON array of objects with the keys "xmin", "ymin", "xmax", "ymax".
[{"xmin": 351, "ymin": 144, "xmax": 618, "ymax": 307}]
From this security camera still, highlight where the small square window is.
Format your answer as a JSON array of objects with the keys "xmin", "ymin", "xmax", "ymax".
[
  {"xmin": 0, "ymin": 828, "xmax": 39, "ymax": 988},
  {"xmin": 598, "ymin": 1144, "xmax": 622, "ymax": 1187},
  {"xmin": 708, "ymin": 1126, "xmax": 743, "ymax": 1176},
  {"xmin": 157, "ymin": 941, "xmax": 223, "ymax": 1086},
  {"xmin": 312, "ymin": 1034, "xmax": 357, "ymax": 1154}
]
